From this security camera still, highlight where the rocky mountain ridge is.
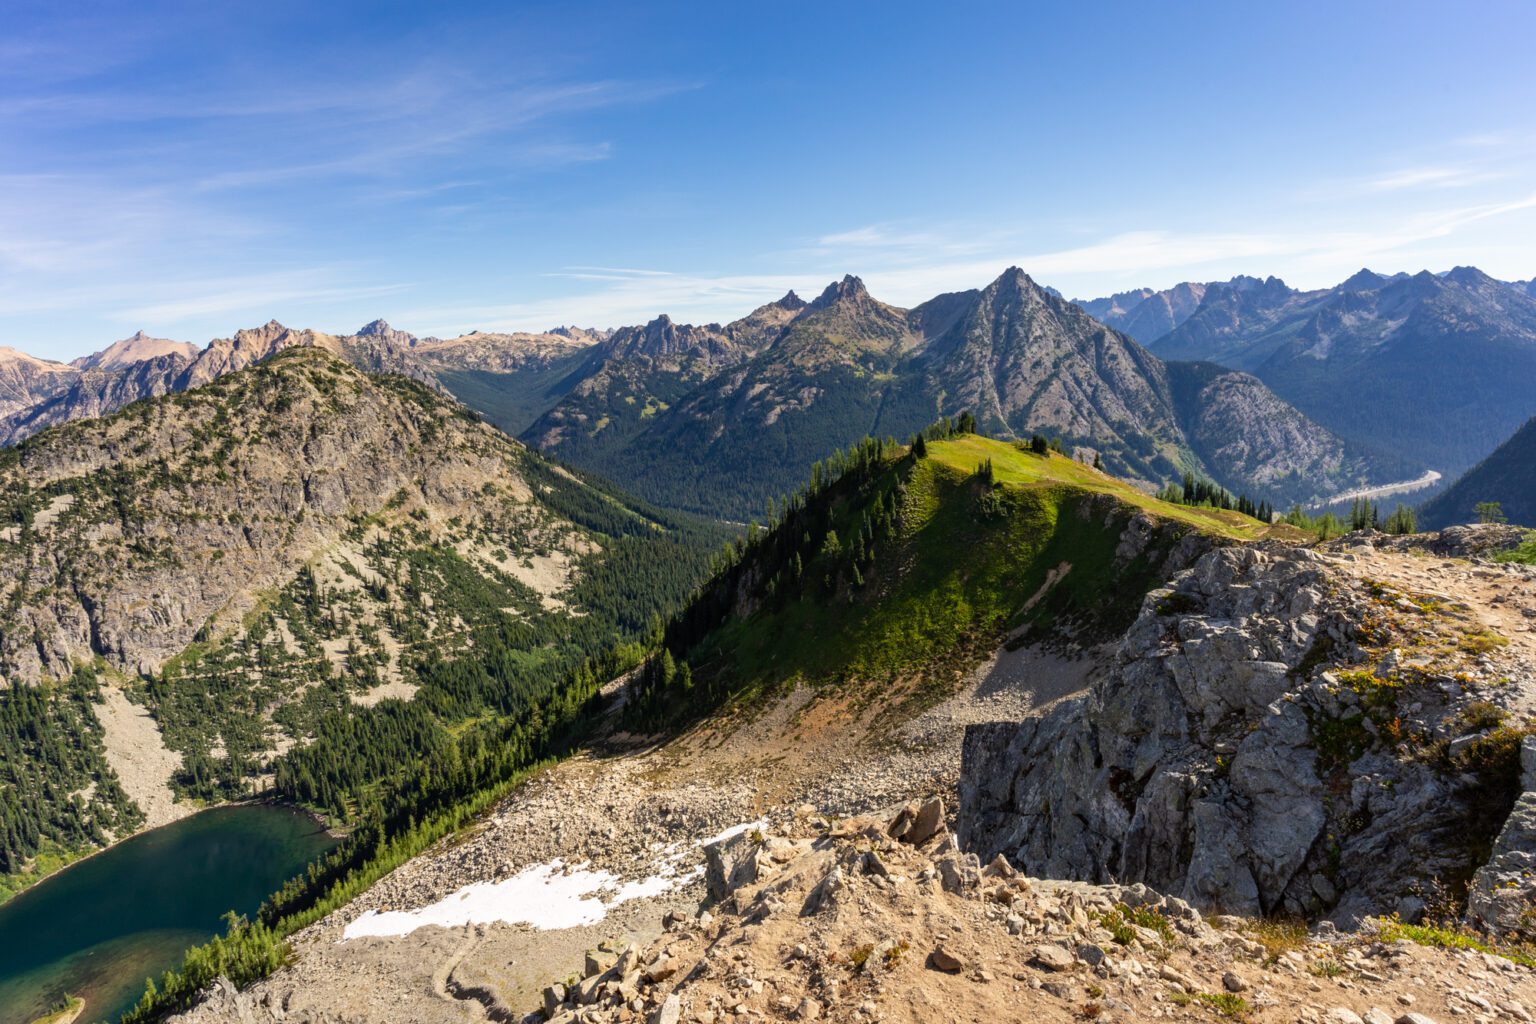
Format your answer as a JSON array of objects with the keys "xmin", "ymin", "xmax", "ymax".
[
  {"xmin": 1142, "ymin": 267, "xmax": 1536, "ymax": 479},
  {"xmin": 499, "ymin": 268, "xmax": 1396, "ymax": 517}
]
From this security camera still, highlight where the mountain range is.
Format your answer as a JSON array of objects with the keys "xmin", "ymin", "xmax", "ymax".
[
  {"xmin": 436, "ymin": 269, "xmax": 1400, "ymax": 516},
  {"xmin": 8, "ymin": 263, "xmax": 1536, "ymax": 525},
  {"xmin": 1077, "ymin": 267, "xmax": 1536, "ymax": 484},
  {"xmin": 3, "ymin": 264, "xmax": 1536, "ymax": 1023}
]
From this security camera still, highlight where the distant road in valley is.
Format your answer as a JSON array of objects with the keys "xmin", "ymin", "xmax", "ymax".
[{"xmin": 1312, "ymin": 470, "xmax": 1443, "ymax": 509}]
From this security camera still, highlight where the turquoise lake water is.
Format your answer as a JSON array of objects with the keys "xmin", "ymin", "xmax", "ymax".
[{"xmin": 0, "ymin": 805, "xmax": 336, "ymax": 1024}]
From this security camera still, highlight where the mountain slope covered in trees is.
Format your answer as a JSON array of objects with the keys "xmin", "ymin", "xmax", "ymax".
[
  {"xmin": 0, "ymin": 347, "xmax": 720, "ymax": 891},
  {"xmin": 1419, "ymin": 416, "xmax": 1536, "ymax": 529},
  {"xmin": 622, "ymin": 428, "xmax": 1290, "ymax": 729}
]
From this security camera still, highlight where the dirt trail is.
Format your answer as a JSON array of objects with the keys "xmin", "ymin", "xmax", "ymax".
[{"xmin": 1352, "ymin": 548, "xmax": 1536, "ymax": 659}]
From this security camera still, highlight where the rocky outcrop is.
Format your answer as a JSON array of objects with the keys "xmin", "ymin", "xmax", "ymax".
[
  {"xmin": 960, "ymin": 541, "xmax": 1536, "ymax": 932},
  {"xmin": 516, "ymin": 813, "xmax": 1536, "ymax": 1024},
  {"xmin": 1, "ymin": 349, "xmax": 192, "ymax": 443},
  {"xmin": 1376, "ymin": 523, "xmax": 1532, "ymax": 560},
  {"xmin": 0, "ymin": 345, "xmax": 78, "ymax": 420},
  {"xmin": 1467, "ymin": 735, "xmax": 1536, "ymax": 938}
]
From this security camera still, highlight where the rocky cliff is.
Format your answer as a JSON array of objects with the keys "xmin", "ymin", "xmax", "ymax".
[{"xmin": 961, "ymin": 531, "xmax": 1536, "ymax": 933}]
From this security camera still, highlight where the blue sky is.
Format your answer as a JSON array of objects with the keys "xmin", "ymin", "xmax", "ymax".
[{"xmin": 3, "ymin": 0, "xmax": 1535, "ymax": 360}]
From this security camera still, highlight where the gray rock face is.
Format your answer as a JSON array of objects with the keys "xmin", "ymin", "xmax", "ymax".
[
  {"xmin": 958, "ymin": 543, "xmax": 1533, "ymax": 929},
  {"xmin": 0, "ymin": 347, "xmax": 575, "ymax": 685},
  {"xmin": 1467, "ymin": 735, "xmax": 1536, "ymax": 938}
]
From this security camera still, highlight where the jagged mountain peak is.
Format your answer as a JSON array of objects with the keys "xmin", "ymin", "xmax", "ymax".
[
  {"xmin": 983, "ymin": 266, "xmax": 1051, "ymax": 302},
  {"xmin": 233, "ymin": 319, "xmax": 293, "ymax": 344},
  {"xmin": 596, "ymin": 312, "xmax": 735, "ymax": 363},
  {"xmin": 1443, "ymin": 265, "xmax": 1500, "ymax": 289},
  {"xmin": 808, "ymin": 274, "xmax": 873, "ymax": 309},
  {"xmin": 774, "ymin": 290, "xmax": 807, "ymax": 311},
  {"xmin": 1341, "ymin": 268, "xmax": 1388, "ymax": 291},
  {"xmin": 350, "ymin": 318, "xmax": 420, "ymax": 350}
]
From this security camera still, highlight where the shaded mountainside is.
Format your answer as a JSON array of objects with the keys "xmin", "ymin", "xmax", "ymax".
[
  {"xmin": 397, "ymin": 325, "xmax": 605, "ymax": 437},
  {"xmin": 1074, "ymin": 278, "xmax": 1240, "ymax": 343},
  {"xmin": 0, "ymin": 347, "xmax": 720, "ymax": 890},
  {"xmin": 1420, "ymin": 416, "xmax": 1536, "ymax": 529},
  {"xmin": 1151, "ymin": 267, "xmax": 1536, "ymax": 477},
  {"xmin": 519, "ymin": 294, "xmax": 804, "ymax": 465},
  {"xmin": 1163, "ymin": 360, "xmax": 1417, "ymax": 497},
  {"xmin": 479, "ymin": 270, "xmax": 1391, "ymax": 518}
]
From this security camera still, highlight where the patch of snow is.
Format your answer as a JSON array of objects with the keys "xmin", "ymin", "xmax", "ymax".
[
  {"xmin": 342, "ymin": 818, "xmax": 764, "ymax": 940},
  {"xmin": 343, "ymin": 859, "xmax": 622, "ymax": 938},
  {"xmin": 697, "ymin": 819, "xmax": 767, "ymax": 847}
]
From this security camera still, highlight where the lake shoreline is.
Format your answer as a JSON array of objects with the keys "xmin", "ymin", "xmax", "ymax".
[
  {"xmin": 0, "ymin": 797, "xmax": 339, "ymax": 909},
  {"xmin": 27, "ymin": 994, "xmax": 83, "ymax": 1024},
  {"xmin": 0, "ymin": 803, "xmax": 340, "ymax": 1024}
]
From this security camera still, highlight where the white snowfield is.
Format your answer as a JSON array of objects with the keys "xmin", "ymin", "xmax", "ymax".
[{"xmin": 341, "ymin": 819, "xmax": 765, "ymax": 940}]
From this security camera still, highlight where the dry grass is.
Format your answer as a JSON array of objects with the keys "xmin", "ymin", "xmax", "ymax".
[{"xmin": 1241, "ymin": 917, "xmax": 1309, "ymax": 963}]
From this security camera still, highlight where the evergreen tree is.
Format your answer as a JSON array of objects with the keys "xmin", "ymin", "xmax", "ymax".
[
  {"xmin": 1385, "ymin": 504, "xmax": 1416, "ymax": 535},
  {"xmin": 1476, "ymin": 501, "xmax": 1508, "ymax": 525}
]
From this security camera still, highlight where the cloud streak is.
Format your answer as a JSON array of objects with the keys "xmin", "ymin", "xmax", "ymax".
[
  {"xmin": 390, "ymin": 189, "xmax": 1536, "ymax": 336},
  {"xmin": 1368, "ymin": 166, "xmax": 1506, "ymax": 191}
]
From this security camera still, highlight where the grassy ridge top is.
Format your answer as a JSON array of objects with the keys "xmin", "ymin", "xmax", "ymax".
[
  {"xmin": 926, "ymin": 434, "xmax": 1283, "ymax": 541},
  {"xmin": 631, "ymin": 432, "xmax": 1294, "ymax": 729}
]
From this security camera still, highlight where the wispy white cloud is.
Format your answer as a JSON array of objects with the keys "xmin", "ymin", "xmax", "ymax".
[
  {"xmin": 805, "ymin": 221, "xmax": 1014, "ymax": 264},
  {"xmin": 389, "ymin": 188, "xmax": 1536, "ymax": 335},
  {"xmin": 1456, "ymin": 132, "xmax": 1516, "ymax": 149},
  {"xmin": 1368, "ymin": 166, "xmax": 1506, "ymax": 191}
]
